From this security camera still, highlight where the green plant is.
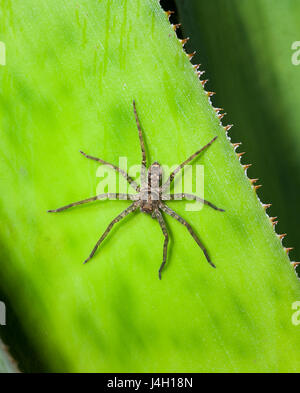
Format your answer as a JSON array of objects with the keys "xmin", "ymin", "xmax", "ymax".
[
  {"xmin": 176, "ymin": 0, "xmax": 300, "ymax": 271},
  {"xmin": 0, "ymin": 0, "xmax": 299, "ymax": 372}
]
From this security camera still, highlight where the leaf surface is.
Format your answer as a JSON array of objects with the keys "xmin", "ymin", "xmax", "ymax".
[{"xmin": 0, "ymin": 0, "xmax": 299, "ymax": 372}]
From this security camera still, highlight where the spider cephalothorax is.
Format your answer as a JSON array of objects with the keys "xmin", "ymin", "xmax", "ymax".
[
  {"xmin": 139, "ymin": 162, "xmax": 162, "ymax": 217},
  {"xmin": 48, "ymin": 100, "xmax": 224, "ymax": 279}
]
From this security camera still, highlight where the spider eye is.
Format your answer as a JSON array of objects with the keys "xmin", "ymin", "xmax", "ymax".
[
  {"xmin": 152, "ymin": 162, "xmax": 162, "ymax": 171},
  {"xmin": 150, "ymin": 162, "xmax": 162, "ymax": 176}
]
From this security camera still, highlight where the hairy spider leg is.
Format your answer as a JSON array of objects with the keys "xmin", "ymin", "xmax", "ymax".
[
  {"xmin": 79, "ymin": 150, "xmax": 140, "ymax": 192},
  {"xmin": 162, "ymin": 193, "xmax": 225, "ymax": 212},
  {"xmin": 133, "ymin": 100, "xmax": 147, "ymax": 186},
  {"xmin": 155, "ymin": 209, "xmax": 169, "ymax": 280},
  {"xmin": 161, "ymin": 136, "xmax": 218, "ymax": 193},
  {"xmin": 159, "ymin": 203, "xmax": 216, "ymax": 269},
  {"xmin": 48, "ymin": 193, "xmax": 139, "ymax": 213},
  {"xmin": 83, "ymin": 201, "xmax": 140, "ymax": 264}
]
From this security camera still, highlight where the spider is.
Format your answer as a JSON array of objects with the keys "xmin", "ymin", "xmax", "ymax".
[{"xmin": 48, "ymin": 100, "xmax": 224, "ymax": 279}]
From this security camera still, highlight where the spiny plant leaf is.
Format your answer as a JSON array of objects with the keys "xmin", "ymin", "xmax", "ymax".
[
  {"xmin": 0, "ymin": 0, "xmax": 299, "ymax": 372},
  {"xmin": 176, "ymin": 0, "xmax": 300, "ymax": 269}
]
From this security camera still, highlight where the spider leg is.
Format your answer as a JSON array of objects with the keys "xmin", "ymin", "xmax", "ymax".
[
  {"xmin": 80, "ymin": 150, "xmax": 140, "ymax": 192},
  {"xmin": 48, "ymin": 193, "xmax": 139, "ymax": 213},
  {"xmin": 154, "ymin": 209, "xmax": 169, "ymax": 280},
  {"xmin": 84, "ymin": 201, "xmax": 140, "ymax": 264},
  {"xmin": 162, "ymin": 193, "xmax": 225, "ymax": 212},
  {"xmin": 159, "ymin": 203, "xmax": 216, "ymax": 268},
  {"xmin": 161, "ymin": 136, "xmax": 218, "ymax": 193},
  {"xmin": 133, "ymin": 100, "xmax": 147, "ymax": 185}
]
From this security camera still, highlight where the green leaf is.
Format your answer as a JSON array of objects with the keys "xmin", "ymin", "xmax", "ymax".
[
  {"xmin": 176, "ymin": 0, "xmax": 300, "ymax": 267},
  {"xmin": 0, "ymin": 0, "xmax": 299, "ymax": 372}
]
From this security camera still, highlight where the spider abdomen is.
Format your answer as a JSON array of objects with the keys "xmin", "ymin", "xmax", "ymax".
[
  {"xmin": 140, "ymin": 187, "xmax": 160, "ymax": 215},
  {"xmin": 140, "ymin": 201, "xmax": 153, "ymax": 214}
]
